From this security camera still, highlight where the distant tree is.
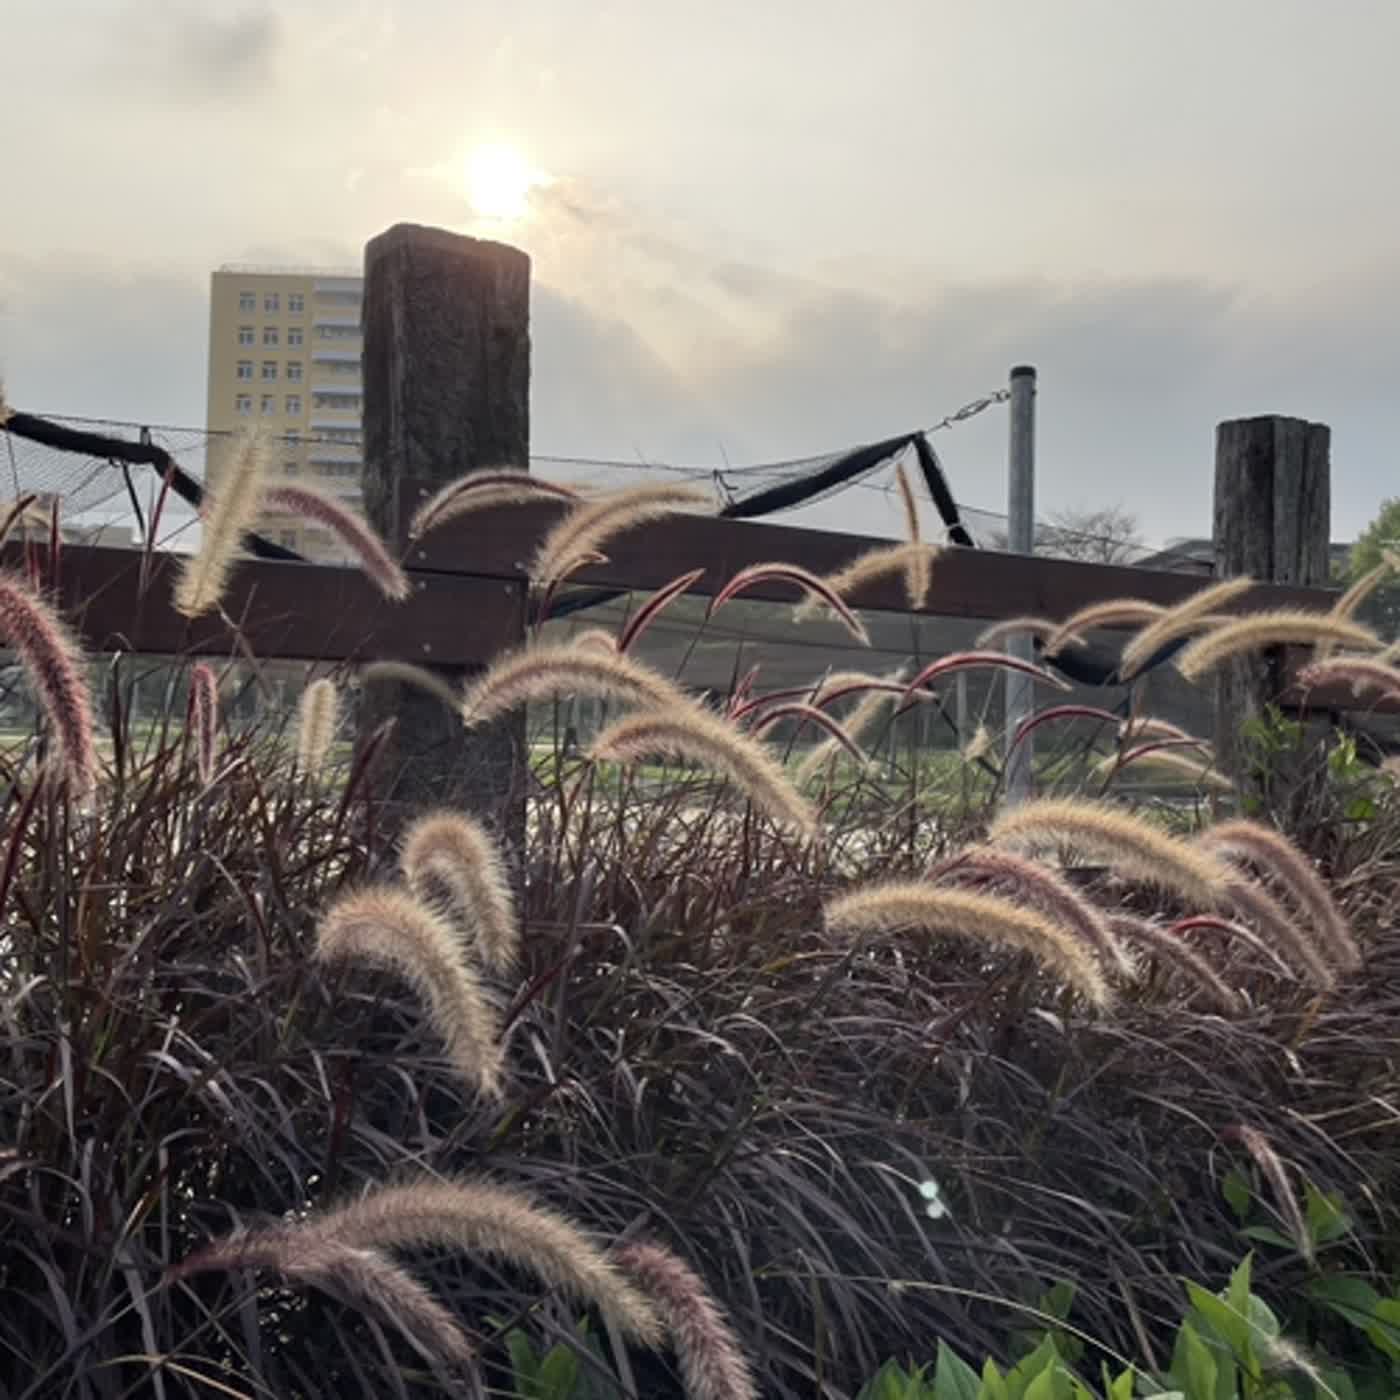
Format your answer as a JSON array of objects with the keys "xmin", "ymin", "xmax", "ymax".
[{"xmin": 1035, "ymin": 505, "xmax": 1144, "ymax": 565}]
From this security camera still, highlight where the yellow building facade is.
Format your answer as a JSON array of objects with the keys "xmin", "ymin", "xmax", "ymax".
[{"xmin": 205, "ymin": 266, "xmax": 364, "ymax": 559}]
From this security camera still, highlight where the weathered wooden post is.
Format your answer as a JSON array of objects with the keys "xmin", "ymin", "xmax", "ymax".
[
  {"xmin": 1212, "ymin": 415, "xmax": 1331, "ymax": 782},
  {"xmin": 360, "ymin": 223, "xmax": 530, "ymax": 834}
]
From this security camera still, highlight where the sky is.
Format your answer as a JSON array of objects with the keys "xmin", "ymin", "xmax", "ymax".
[{"xmin": 3, "ymin": 0, "xmax": 1400, "ymax": 551}]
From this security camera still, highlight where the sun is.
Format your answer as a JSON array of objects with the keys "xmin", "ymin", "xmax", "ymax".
[{"xmin": 466, "ymin": 144, "xmax": 538, "ymax": 220}]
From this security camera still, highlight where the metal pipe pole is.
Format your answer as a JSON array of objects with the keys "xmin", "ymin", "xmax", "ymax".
[{"xmin": 1004, "ymin": 365, "xmax": 1037, "ymax": 804}]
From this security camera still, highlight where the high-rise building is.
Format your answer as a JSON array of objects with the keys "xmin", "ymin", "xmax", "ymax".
[{"xmin": 205, "ymin": 265, "xmax": 364, "ymax": 559}]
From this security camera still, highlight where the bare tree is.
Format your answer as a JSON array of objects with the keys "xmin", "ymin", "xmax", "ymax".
[{"xmin": 1036, "ymin": 505, "xmax": 1143, "ymax": 565}]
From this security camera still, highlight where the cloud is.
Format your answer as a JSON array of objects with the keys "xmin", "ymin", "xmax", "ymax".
[{"xmin": 107, "ymin": 3, "xmax": 281, "ymax": 98}]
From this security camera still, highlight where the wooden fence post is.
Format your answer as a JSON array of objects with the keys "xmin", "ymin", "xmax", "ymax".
[
  {"xmin": 1212, "ymin": 415, "xmax": 1331, "ymax": 782},
  {"xmin": 360, "ymin": 223, "xmax": 530, "ymax": 835}
]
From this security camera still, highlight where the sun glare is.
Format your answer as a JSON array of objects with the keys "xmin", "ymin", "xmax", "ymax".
[{"xmin": 466, "ymin": 144, "xmax": 538, "ymax": 220}]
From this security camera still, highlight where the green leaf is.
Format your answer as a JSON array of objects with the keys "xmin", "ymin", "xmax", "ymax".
[
  {"xmin": 1223, "ymin": 1170, "xmax": 1253, "ymax": 1224},
  {"xmin": 1364, "ymin": 1298, "xmax": 1400, "ymax": 1362},
  {"xmin": 536, "ymin": 1343, "xmax": 581, "ymax": 1400},
  {"xmin": 1241, "ymin": 1226, "xmax": 1301, "ymax": 1251},
  {"xmin": 859, "ymin": 1360, "xmax": 924, "ymax": 1400},
  {"xmin": 937, "ymin": 1341, "xmax": 985, "ymax": 1400},
  {"xmin": 1304, "ymin": 1184, "xmax": 1353, "ymax": 1247},
  {"xmin": 1006, "ymin": 1338, "xmax": 1064, "ymax": 1400},
  {"xmin": 506, "ymin": 1329, "xmax": 542, "ymax": 1394},
  {"xmin": 1178, "ymin": 1322, "xmax": 1219, "ymax": 1400},
  {"xmin": 1102, "ymin": 1364, "xmax": 1136, "ymax": 1400},
  {"xmin": 1186, "ymin": 1283, "xmax": 1250, "ymax": 1359},
  {"xmin": 980, "ymin": 1358, "xmax": 1010, "ymax": 1400},
  {"xmin": 1041, "ymin": 1282, "xmax": 1078, "ymax": 1324},
  {"xmin": 1307, "ymin": 1277, "xmax": 1384, "ymax": 1336}
]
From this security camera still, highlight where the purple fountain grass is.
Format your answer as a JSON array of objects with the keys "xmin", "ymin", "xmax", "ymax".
[
  {"xmin": 589, "ymin": 704, "xmax": 819, "ymax": 838},
  {"xmin": 961, "ymin": 723, "xmax": 993, "ymax": 762},
  {"xmin": 174, "ymin": 429, "xmax": 268, "ymax": 617},
  {"xmin": 1178, "ymin": 611, "xmax": 1380, "ymax": 681},
  {"xmin": 400, "ymin": 810, "xmax": 520, "ymax": 973},
  {"xmin": 1298, "ymin": 655, "xmax": 1400, "ymax": 702},
  {"xmin": 1101, "ymin": 739, "xmax": 1231, "ymax": 791},
  {"xmin": 1043, "ymin": 600, "xmax": 1165, "ymax": 657},
  {"xmin": 618, "ymin": 568, "xmax": 705, "ymax": 652},
  {"xmin": 897, "ymin": 650, "xmax": 1069, "ymax": 712},
  {"xmin": 362, "ymin": 660, "xmax": 462, "ymax": 712},
  {"xmin": 316, "ymin": 885, "xmax": 506, "ymax": 1097},
  {"xmin": 461, "ymin": 642, "xmax": 691, "ymax": 728},
  {"xmin": 791, "ymin": 542, "xmax": 941, "ymax": 622},
  {"xmin": 1169, "ymin": 913, "xmax": 1300, "ymax": 983},
  {"xmin": 261, "ymin": 483, "xmax": 409, "ymax": 601},
  {"xmin": 615, "ymin": 1241, "xmax": 759, "ymax": 1400},
  {"xmin": 1107, "ymin": 915, "xmax": 1243, "ymax": 1015},
  {"xmin": 296, "ymin": 677, "xmax": 339, "ymax": 774},
  {"xmin": 1008, "ymin": 703, "xmax": 1122, "ymax": 759},
  {"xmin": 167, "ymin": 1226, "xmax": 478, "ymax": 1373},
  {"xmin": 987, "ymin": 797, "xmax": 1233, "ymax": 908},
  {"xmin": 310, "ymin": 1176, "xmax": 664, "ymax": 1345},
  {"xmin": 570, "ymin": 627, "xmax": 621, "ymax": 654},
  {"xmin": 895, "ymin": 463, "xmax": 934, "ymax": 609},
  {"xmin": 930, "ymin": 846, "xmax": 1135, "ymax": 980},
  {"xmin": 976, "ymin": 615, "xmax": 1061, "ymax": 649},
  {"xmin": 1315, "ymin": 555, "xmax": 1397, "ymax": 660},
  {"xmin": 531, "ymin": 483, "xmax": 711, "ymax": 592},
  {"xmin": 709, "ymin": 562, "xmax": 871, "ymax": 645},
  {"xmin": 793, "ymin": 669, "xmax": 909, "ymax": 783},
  {"xmin": 0, "ymin": 495, "xmax": 45, "ymax": 548},
  {"xmin": 1201, "ymin": 819, "xmax": 1360, "ymax": 974},
  {"xmin": 750, "ymin": 702, "xmax": 865, "ymax": 762},
  {"xmin": 187, "ymin": 662, "xmax": 219, "ymax": 785},
  {"xmin": 824, "ymin": 882, "xmax": 1111, "ymax": 1008},
  {"xmin": 409, "ymin": 467, "xmax": 580, "ymax": 539},
  {"xmin": 0, "ymin": 570, "xmax": 97, "ymax": 795},
  {"xmin": 1118, "ymin": 576, "xmax": 1256, "ymax": 680},
  {"xmin": 1229, "ymin": 1124, "xmax": 1312, "ymax": 1263}
]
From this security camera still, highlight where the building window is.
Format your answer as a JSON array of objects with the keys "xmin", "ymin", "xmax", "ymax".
[
  {"xmin": 313, "ymin": 391, "xmax": 362, "ymax": 410},
  {"xmin": 328, "ymin": 360, "xmax": 360, "ymax": 376},
  {"xmin": 288, "ymin": 293, "xmax": 305, "ymax": 314},
  {"xmin": 261, "ymin": 395, "xmax": 277, "ymax": 415},
  {"xmin": 238, "ymin": 325, "xmax": 255, "ymax": 346},
  {"xmin": 263, "ymin": 326, "xmax": 278, "ymax": 347},
  {"xmin": 264, "ymin": 292, "xmax": 280, "ymax": 313},
  {"xmin": 285, "ymin": 394, "xmax": 302, "ymax": 415},
  {"xmin": 239, "ymin": 291, "xmax": 256, "ymax": 313},
  {"xmin": 316, "ymin": 288, "xmax": 362, "ymax": 306},
  {"xmin": 317, "ymin": 324, "xmax": 359, "ymax": 340},
  {"xmin": 236, "ymin": 360, "xmax": 253, "ymax": 380},
  {"xmin": 286, "ymin": 361, "xmax": 303, "ymax": 382},
  {"xmin": 262, "ymin": 361, "xmax": 278, "ymax": 381},
  {"xmin": 322, "ymin": 427, "xmax": 360, "ymax": 443},
  {"xmin": 288, "ymin": 327, "xmax": 303, "ymax": 347},
  {"xmin": 286, "ymin": 429, "xmax": 300, "ymax": 442},
  {"xmin": 235, "ymin": 394, "xmax": 252, "ymax": 415}
]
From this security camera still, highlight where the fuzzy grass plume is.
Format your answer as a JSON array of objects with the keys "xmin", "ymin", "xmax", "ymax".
[
  {"xmin": 531, "ymin": 483, "xmax": 710, "ymax": 592},
  {"xmin": 461, "ymin": 643, "xmax": 690, "ymax": 728},
  {"xmin": 590, "ymin": 704, "xmax": 818, "ymax": 838},
  {"xmin": 1316, "ymin": 554, "xmax": 1397, "ymax": 660},
  {"xmin": 1044, "ymin": 600, "xmax": 1165, "ymax": 658},
  {"xmin": 824, "ymin": 882, "xmax": 1111, "ymax": 1008},
  {"xmin": 315, "ymin": 885, "xmax": 505, "ymax": 1097},
  {"xmin": 262, "ymin": 483, "xmax": 409, "ymax": 600},
  {"xmin": 312, "ymin": 1177, "xmax": 664, "ymax": 1345},
  {"xmin": 1230, "ymin": 1125, "xmax": 1311, "ymax": 1263},
  {"xmin": 616, "ymin": 1241, "xmax": 759, "ymax": 1400},
  {"xmin": 895, "ymin": 463, "xmax": 935, "ymax": 608},
  {"xmin": 174, "ymin": 429, "xmax": 268, "ymax": 617},
  {"xmin": 400, "ymin": 810, "xmax": 520, "ymax": 973},
  {"xmin": 794, "ymin": 669, "xmax": 908, "ymax": 783},
  {"xmin": 187, "ymin": 662, "xmax": 219, "ymax": 785},
  {"xmin": 0, "ymin": 571, "xmax": 98, "ymax": 795},
  {"xmin": 988, "ymin": 797, "xmax": 1232, "ymax": 908},
  {"xmin": 362, "ymin": 660, "xmax": 462, "ymax": 712},
  {"xmin": 1177, "ymin": 611, "xmax": 1380, "ymax": 681},
  {"xmin": 793, "ymin": 543, "xmax": 940, "ymax": 621},
  {"xmin": 1119, "ymin": 576, "xmax": 1256, "ymax": 680},
  {"xmin": 1201, "ymin": 819, "xmax": 1360, "ymax": 973},
  {"xmin": 976, "ymin": 615, "xmax": 1060, "ymax": 649},
  {"xmin": 711, "ymin": 562, "xmax": 872, "ymax": 644},
  {"xmin": 931, "ymin": 847, "xmax": 1134, "ymax": 980},
  {"xmin": 296, "ymin": 676, "xmax": 339, "ymax": 773},
  {"xmin": 1107, "ymin": 915, "xmax": 1243, "ymax": 1015},
  {"xmin": 167, "ymin": 1227, "xmax": 478, "ymax": 1372},
  {"xmin": 1098, "ymin": 742, "xmax": 1233, "ymax": 792},
  {"xmin": 1297, "ymin": 655, "xmax": 1400, "ymax": 703},
  {"xmin": 410, "ymin": 467, "xmax": 580, "ymax": 539}
]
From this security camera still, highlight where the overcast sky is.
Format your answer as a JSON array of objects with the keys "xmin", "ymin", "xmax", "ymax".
[{"xmin": 4, "ymin": 0, "xmax": 1400, "ymax": 549}]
